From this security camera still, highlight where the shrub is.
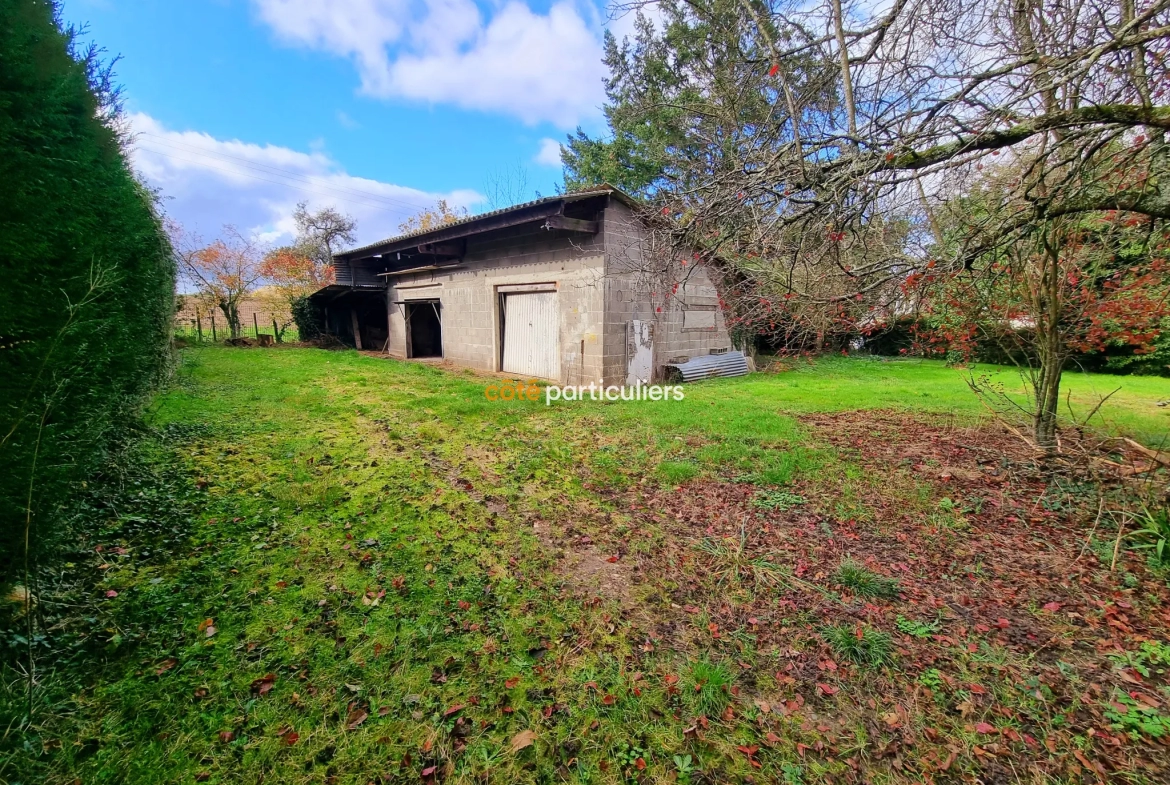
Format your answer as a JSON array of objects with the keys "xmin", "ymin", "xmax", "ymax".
[
  {"xmin": 0, "ymin": 0, "xmax": 174, "ymax": 581},
  {"xmin": 859, "ymin": 316, "xmax": 923, "ymax": 356},
  {"xmin": 291, "ymin": 295, "xmax": 324, "ymax": 341},
  {"xmin": 1102, "ymin": 329, "xmax": 1170, "ymax": 376}
]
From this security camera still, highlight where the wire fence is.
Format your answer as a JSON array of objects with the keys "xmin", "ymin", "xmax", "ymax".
[{"xmin": 174, "ymin": 297, "xmax": 297, "ymax": 344}]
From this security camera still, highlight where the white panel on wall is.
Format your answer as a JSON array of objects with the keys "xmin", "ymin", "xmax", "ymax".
[
  {"xmin": 684, "ymin": 284, "xmax": 718, "ymax": 299},
  {"xmin": 627, "ymin": 320, "xmax": 654, "ymax": 385},
  {"xmin": 682, "ymin": 309, "xmax": 716, "ymax": 330}
]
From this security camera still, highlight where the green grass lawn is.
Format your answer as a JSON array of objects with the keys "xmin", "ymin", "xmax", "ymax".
[
  {"xmin": 683, "ymin": 355, "xmax": 1168, "ymax": 448},
  {"xmin": 4, "ymin": 348, "xmax": 1168, "ymax": 785}
]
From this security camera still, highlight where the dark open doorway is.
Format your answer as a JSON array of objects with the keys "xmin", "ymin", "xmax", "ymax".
[
  {"xmin": 406, "ymin": 301, "xmax": 442, "ymax": 358},
  {"xmin": 317, "ymin": 288, "xmax": 389, "ymax": 350}
]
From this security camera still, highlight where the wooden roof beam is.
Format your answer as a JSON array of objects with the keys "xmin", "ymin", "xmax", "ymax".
[{"xmin": 543, "ymin": 215, "xmax": 598, "ymax": 234}]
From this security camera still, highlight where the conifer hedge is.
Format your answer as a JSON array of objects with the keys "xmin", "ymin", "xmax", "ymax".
[{"xmin": 0, "ymin": 0, "xmax": 175, "ymax": 579}]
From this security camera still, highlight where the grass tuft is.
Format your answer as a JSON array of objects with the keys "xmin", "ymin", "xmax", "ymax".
[
  {"xmin": 833, "ymin": 559, "xmax": 900, "ymax": 599},
  {"xmin": 824, "ymin": 624, "xmax": 896, "ymax": 667},
  {"xmin": 658, "ymin": 460, "xmax": 700, "ymax": 484},
  {"xmin": 685, "ymin": 658, "xmax": 734, "ymax": 717},
  {"xmin": 694, "ymin": 522, "xmax": 791, "ymax": 590}
]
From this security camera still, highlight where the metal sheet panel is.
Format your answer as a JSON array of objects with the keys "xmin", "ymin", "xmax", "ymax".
[
  {"xmin": 502, "ymin": 292, "xmax": 560, "ymax": 381},
  {"xmin": 665, "ymin": 350, "xmax": 749, "ymax": 382},
  {"xmin": 334, "ymin": 258, "xmax": 384, "ymax": 287}
]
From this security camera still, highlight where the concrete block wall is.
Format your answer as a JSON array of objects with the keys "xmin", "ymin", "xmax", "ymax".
[
  {"xmin": 386, "ymin": 221, "xmax": 606, "ymax": 384},
  {"xmin": 601, "ymin": 199, "xmax": 733, "ymax": 382},
  {"xmin": 601, "ymin": 199, "xmax": 654, "ymax": 383},
  {"xmin": 657, "ymin": 272, "xmax": 732, "ymax": 364}
]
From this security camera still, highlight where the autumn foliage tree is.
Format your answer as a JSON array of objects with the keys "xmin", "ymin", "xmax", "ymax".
[
  {"xmin": 260, "ymin": 203, "xmax": 355, "ymax": 340},
  {"xmin": 256, "ymin": 249, "xmax": 327, "ymax": 341},
  {"xmin": 911, "ymin": 201, "xmax": 1170, "ymax": 442},
  {"xmin": 173, "ymin": 224, "xmax": 264, "ymax": 339},
  {"xmin": 398, "ymin": 199, "xmax": 467, "ymax": 234}
]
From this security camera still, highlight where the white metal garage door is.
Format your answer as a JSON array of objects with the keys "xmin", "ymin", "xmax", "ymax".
[{"xmin": 502, "ymin": 292, "xmax": 560, "ymax": 381}]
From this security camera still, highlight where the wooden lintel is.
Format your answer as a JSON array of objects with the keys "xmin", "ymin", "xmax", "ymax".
[
  {"xmin": 418, "ymin": 241, "xmax": 464, "ymax": 257},
  {"xmin": 377, "ymin": 263, "xmax": 465, "ymax": 277},
  {"xmin": 544, "ymin": 215, "xmax": 598, "ymax": 234}
]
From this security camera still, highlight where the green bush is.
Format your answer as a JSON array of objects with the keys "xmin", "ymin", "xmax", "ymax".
[
  {"xmin": 291, "ymin": 294, "xmax": 324, "ymax": 341},
  {"xmin": 0, "ymin": 0, "xmax": 175, "ymax": 581},
  {"xmin": 1101, "ymin": 318, "xmax": 1170, "ymax": 377}
]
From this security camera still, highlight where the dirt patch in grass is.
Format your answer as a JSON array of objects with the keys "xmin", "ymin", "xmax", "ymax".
[
  {"xmin": 604, "ymin": 410, "xmax": 1170, "ymax": 782},
  {"xmin": 801, "ymin": 409, "xmax": 1035, "ymax": 482},
  {"xmin": 532, "ymin": 515, "xmax": 635, "ymax": 606}
]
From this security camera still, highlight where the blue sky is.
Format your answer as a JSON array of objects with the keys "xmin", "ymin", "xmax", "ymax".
[{"xmin": 61, "ymin": 0, "xmax": 639, "ymax": 247}]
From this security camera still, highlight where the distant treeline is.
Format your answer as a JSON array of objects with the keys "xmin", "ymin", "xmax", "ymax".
[{"xmin": 0, "ymin": 0, "xmax": 175, "ymax": 579}]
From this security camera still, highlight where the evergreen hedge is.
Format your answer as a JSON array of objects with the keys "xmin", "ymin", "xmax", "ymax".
[{"xmin": 0, "ymin": 0, "xmax": 175, "ymax": 580}]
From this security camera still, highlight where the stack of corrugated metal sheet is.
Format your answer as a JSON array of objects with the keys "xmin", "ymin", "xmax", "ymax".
[{"xmin": 665, "ymin": 351, "xmax": 750, "ymax": 382}]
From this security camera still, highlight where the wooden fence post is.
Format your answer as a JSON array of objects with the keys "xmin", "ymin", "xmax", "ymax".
[
  {"xmin": 273, "ymin": 317, "xmax": 280, "ymax": 343},
  {"xmin": 196, "ymin": 312, "xmax": 203, "ymax": 343},
  {"xmin": 210, "ymin": 312, "xmax": 217, "ymax": 342},
  {"xmin": 253, "ymin": 311, "xmax": 260, "ymax": 338}
]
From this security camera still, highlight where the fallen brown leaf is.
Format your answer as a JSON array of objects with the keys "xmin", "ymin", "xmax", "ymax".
[
  {"xmin": 510, "ymin": 729, "xmax": 537, "ymax": 752},
  {"xmin": 346, "ymin": 708, "xmax": 368, "ymax": 730}
]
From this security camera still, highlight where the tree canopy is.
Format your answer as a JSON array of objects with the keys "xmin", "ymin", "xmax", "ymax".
[{"xmin": 569, "ymin": 0, "xmax": 1170, "ymax": 447}]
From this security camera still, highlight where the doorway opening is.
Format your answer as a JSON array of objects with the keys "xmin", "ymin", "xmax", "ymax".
[
  {"xmin": 319, "ymin": 289, "xmax": 389, "ymax": 350},
  {"xmin": 406, "ymin": 301, "xmax": 443, "ymax": 358}
]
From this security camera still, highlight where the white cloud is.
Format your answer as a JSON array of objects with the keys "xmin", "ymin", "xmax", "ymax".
[
  {"xmin": 337, "ymin": 110, "xmax": 360, "ymax": 129},
  {"xmin": 251, "ymin": 0, "xmax": 607, "ymax": 128},
  {"xmin": 127, "ymin": 113, "xmax": 481, "ymax": 247},
  {"xmin": 534, "ymin": 137, "xmax": 563, "ymax": 167}
]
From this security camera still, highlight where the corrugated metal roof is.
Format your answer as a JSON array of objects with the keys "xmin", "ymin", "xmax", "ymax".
[
  {"xmin": 665, "ymin": 351, "xmax": 750, "ymax": 382},
  {"xmin": 339, "ymin": 186, "xmax": 633, "ymax": 259}
]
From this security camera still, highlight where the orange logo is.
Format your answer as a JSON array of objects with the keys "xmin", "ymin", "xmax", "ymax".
[{"xmin": 484, "ymin": 379, "xmax": 542, "ymax": 401}]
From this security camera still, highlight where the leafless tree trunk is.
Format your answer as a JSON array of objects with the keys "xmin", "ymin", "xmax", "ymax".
[
  {"xmin": 219, "ymin": 301, "xmax": 242, "ymax": 339},
  {"xmin": 829, "ymin": 0, "xmax": 856, "ymax": 138},
  {"xmin": 1031, "ymin": 230, "xmax": 1069, "ymax": 450}
]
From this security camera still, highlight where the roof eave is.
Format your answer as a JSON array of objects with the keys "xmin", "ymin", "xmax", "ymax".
[{"xmin": 336, "ymin": 186, "xmax": 638, "ymax": 262}]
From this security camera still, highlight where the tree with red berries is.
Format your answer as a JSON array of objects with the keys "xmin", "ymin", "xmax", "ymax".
[{"xmin": 598, "ymin": 0, "xmax": 1170, "ymax": 449}]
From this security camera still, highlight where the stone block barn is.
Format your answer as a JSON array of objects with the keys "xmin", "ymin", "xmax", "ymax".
[{"xmin": 310, "ymin": 186, "xmax": 733, "ymax": 384}]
